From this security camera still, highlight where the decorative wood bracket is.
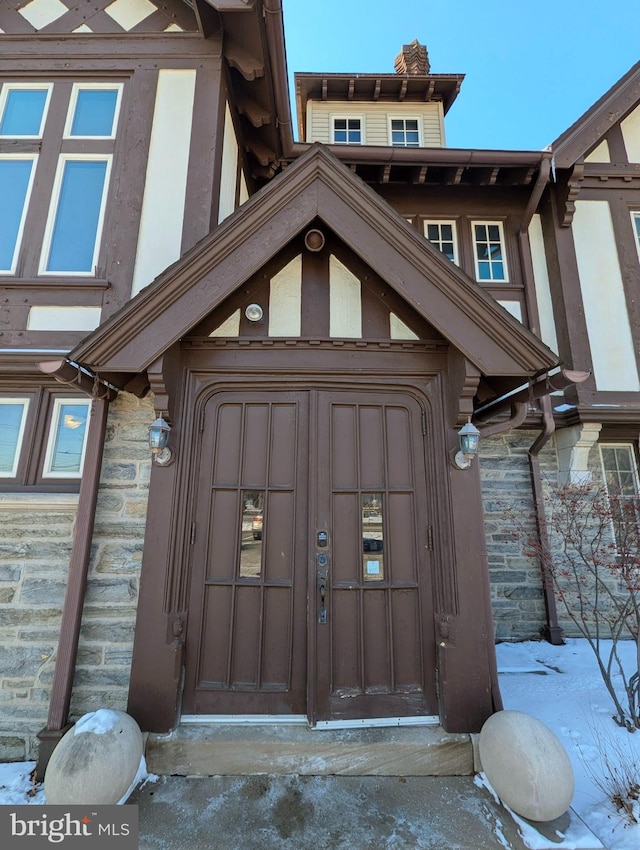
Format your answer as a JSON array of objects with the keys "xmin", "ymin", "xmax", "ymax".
[
  {"xmin": 225, "ymin": 41, "xmax": 264, "ymax": 81},
  {"xmin": 147, "ymin": 346, "xmax": 180, "ymax": 422},
  {"xmin": 557, "ymin": 161, "xmax": 585, "ymax": 227}
]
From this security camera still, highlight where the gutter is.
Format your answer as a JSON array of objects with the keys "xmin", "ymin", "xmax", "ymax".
[
  {"xmin": 528, "ymin": 395, "xmax": 563, "ymax": 645},
  {"xmin": 35, "ymin": 361, "xmax": 117, "ymax": 777}
]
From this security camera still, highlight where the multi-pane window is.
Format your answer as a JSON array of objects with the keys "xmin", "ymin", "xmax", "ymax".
[
  {"xmin": 390, "ymin": 118, "xmax": 420, "ymax": 147},
  {"xmin": 333, "ymin": 117, "xmax": 362, "ymax": 144},
  {"xmin": 0, "ymin": 390, "xmax": 90, "ymax": 490},
  {"xmin": 472, "ymin": 221, "xmax": 508, "ymax": 282},
  {"xmin": 600, "ymin": 444, "xmax": 640, "ymax": 546},
  {"xmin": 423, "ymin": 221, "xmax": 458, "ymax": 264},
  {"xmin": 0, "ymin": 79, "xmax": 122, "ymax": 278}
]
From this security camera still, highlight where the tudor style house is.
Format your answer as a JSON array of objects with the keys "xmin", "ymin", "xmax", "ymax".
[{"xmin": 0, "ymin": 1, "xmax": 639, "ymax": 769}]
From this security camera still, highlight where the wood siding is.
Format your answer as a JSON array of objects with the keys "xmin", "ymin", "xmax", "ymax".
[{"xmin": 306, "ymin": 101, "xmax": 445, "ymax": 147}]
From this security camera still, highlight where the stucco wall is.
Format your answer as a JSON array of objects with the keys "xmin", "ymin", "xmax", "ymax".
[{"xmin": 0, "ymin": 392, "xmax": 151, "ymax": 760}]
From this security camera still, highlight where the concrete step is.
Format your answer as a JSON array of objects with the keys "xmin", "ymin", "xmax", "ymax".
[{"xmin": 145, "ymin": 723, "xmax": 476, "ymax": 777}]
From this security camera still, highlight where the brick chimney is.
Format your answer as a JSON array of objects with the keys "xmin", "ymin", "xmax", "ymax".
[{"xmin": 394, "ymin": 39, "xmax": 430, "ymax": 75}]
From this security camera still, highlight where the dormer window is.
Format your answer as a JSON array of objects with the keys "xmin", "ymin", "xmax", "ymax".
[
  {"xmin": 390, "ymin": 118, "xmax": 420, "ymax": 147},
  {"xmin": 332, "ymin": 117, "xmax": 362, "ymax": 144}
]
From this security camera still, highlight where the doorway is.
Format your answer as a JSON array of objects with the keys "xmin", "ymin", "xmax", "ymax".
[{"xmin": 183, "ymin": 387, "xmax": 437, "ymax": 722}]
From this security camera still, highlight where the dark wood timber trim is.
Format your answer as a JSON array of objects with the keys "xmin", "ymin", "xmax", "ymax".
[
  {"xmin": 68, "ymin": 146, "xmax": 558, "ymax": 380},
  {"xmin": 553, "ymin": 60, "xmax": 640, "ymax": 168},
  {"xmin": 35, "ymin": 394, "xmax": 110, "ymax": 776}
]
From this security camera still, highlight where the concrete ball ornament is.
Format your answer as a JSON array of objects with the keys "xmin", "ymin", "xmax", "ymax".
[{"xmin": 479, "ymin": 709, "xmax": 574, "ymax": 822}]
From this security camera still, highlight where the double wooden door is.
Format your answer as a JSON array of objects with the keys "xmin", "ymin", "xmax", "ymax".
[{"xmin": 183, "ymin": 387, "xmax": 437, "ymax": 722}]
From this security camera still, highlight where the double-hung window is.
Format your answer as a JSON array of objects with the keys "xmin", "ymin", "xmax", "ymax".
[
  {"xmin": 0, "ymin": 390, "xmax": 90, "ymax": 490},
  {"xmin": 600, "ymin": 444, "xmax": 640, "ymax": 548},
  {"xmin": 472, "ymin": 221, "xmax": 509, "ymax": 282},
  {"xmin": 423, "ymin": 221, "xmax": 458, "ymax": 264},
  {"xmin": 390, "ymin": 118, "xmax": 420, "ymax": 147},
  {"xmin": 332, "ymin": 117, "xmax": 362, "ymax": 144},
  {"xmin": 0, "ymin": 79, "xmax": 122, "ymax": 279}
]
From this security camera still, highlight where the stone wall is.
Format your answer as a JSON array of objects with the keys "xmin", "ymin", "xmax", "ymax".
[
  {"xmin": 479, "ymin": 430, "xmax": 559, "ymax": 641},
  {"xmin": 0, "ymin": 393, "xmax": 151, "ymax": 761},
  {"xmin": 480, "ymin": 429, "xmax": 618, "ymax": 642}
]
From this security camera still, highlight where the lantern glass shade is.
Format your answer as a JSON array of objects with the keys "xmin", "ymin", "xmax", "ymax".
[
  {"xmin": 458, "ymin": 420, "xmax": 480, "ymax": 457},
  {"xmin": 148, "ymin": 417, "xmax": 170, "ymax": 454}
]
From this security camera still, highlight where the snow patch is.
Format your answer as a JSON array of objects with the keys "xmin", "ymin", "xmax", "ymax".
[{"xmin": 73, "ymin": 708, "xmax": 122, "ymax": 736}]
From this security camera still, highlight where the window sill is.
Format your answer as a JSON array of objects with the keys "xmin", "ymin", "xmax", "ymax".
[{"xmin": 0, "ymin": 492, "xmax": 79, "ymax": 512}]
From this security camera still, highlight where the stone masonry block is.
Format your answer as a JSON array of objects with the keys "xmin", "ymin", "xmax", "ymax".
[
  {"xmin": 19, "ymin": 580, "xmax": 66, "ymax": 606},
  {"xmin": 0, "ymin": 736, "xmax": 27, "ymax": 761}
]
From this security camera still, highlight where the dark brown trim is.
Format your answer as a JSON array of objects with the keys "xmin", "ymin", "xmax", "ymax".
[
  {"xmin": 181, "ymin": 59, "xmax": 224, "ymax": 253},
  {"xmin": 67, "ymin": 146, "xmax": 558, "ymax": 380},
  {"xmin": 553, "ymin": 60, "xmax": 640, "ymax": 168},
  {"xmin": 35, "ymin": 394, "xmax": 110, "ymax": 776}
]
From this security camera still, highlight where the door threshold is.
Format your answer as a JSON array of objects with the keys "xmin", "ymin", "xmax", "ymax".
[
  {"xmin": 181, "ymin": 715, "xmax": 308, "ymax": 725},
  {"xmin": 314, "ymin": 716, "xmax": 440, "ymax": 730},
  {"xmin": 180, "ymin": 714, "xmax": 440, "ymax": 729}
]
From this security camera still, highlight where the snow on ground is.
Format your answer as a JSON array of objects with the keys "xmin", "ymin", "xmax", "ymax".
[
  {"xmin": 497, "ymin": 638, "xmax": 640, "ymax": 850},
  {"xmin": 0, "ymin": 639, "xmax": 638, "ymax": 850}
]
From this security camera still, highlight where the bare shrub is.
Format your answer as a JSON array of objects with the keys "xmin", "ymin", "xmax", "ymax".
[{"xmin": 513, "ymin": 481, "xmax": 640, "ymax": 730}]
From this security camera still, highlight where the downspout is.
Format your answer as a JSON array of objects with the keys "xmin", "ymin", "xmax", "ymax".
[
  {"xmin": 35, "ymin": 361, "xmax": 116, "ymax": 777},
  {"xmin": 528, "ymin": 395, "xmax": 564, "ymax": 645}
]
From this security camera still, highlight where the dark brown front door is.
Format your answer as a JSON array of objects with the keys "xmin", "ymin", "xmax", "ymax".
[
  {"xmin": 313, "ymin": 391, "xmax": 436, "ymax": 721},
  {"xmin": 184, "ymin": 387, "xmax": 437, "ymax": 721}
]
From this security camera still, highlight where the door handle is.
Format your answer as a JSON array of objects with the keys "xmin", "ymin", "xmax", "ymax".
[{"xmin": 317, "ymin": 567, "xmax": 328, "ymax": 624}]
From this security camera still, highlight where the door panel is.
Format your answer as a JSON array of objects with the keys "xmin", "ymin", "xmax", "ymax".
[
  {"xmin": 314, "ymin": 392, "xmax": 436, "ymax": 721},
  {"xmin": 184, "ymin": 392, "xmax": 308, "ymax": 714}
]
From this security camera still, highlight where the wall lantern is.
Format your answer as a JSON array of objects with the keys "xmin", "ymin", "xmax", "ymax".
[
  {"xmin": 452, "ymin": 418, "xmax": 481, "ymax": 470},
  {"xmin": 149, "ymin": 417, "xmax": 172, "ymax": 466},
  {"xmin": 245, "ymin": 303, "xmax": 264, "ymax": 322}
]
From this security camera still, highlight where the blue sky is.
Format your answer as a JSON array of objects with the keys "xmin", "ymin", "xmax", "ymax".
[{"xmin": 282, "ymin": 0, "xmax": 640, "ymax": 151}]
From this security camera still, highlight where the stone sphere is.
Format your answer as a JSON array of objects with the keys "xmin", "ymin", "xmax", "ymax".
[
  {"xmin": 45, "ymin": 709, "xmax": 143, "ymax": 805},
  {"xmin": 479, "ymin": 709, "xmax": 574, "ymax": 822}
]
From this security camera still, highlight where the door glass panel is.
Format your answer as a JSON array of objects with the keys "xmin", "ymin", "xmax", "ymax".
[
  {"xmin": 240, "ymin": 490, "xmax": 264, "ymax": 578},
  {"xmin": 362, "ymin": 493, "xmax": 384, "ymax": 581}
]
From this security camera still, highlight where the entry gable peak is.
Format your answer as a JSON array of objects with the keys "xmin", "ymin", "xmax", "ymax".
[{"xmin": 65, "ymin": 144, "xmax": 557, "ymax": 378}]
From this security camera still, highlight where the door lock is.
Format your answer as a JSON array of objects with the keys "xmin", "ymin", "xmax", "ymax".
[{"xmin": 317, "ymin": 567, "xmax": 328, "ymax": 624}]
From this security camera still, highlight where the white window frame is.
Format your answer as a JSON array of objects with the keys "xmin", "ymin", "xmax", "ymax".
[
  {"xmin": 0, "ymin": 82, "xmax": 53, "ymax": 139},
  {"xmin": 631, "ymin": 211, "xmax": 640, "ymax": 265},
  {"xmin": 39, "ymin": 153, "xmax": 112, "ymax": 276},
  {"xmin": 0, "ymin": 398, "xmax": 30, "ymax": 478},
  {"xmin": 599, "ymin": 442, "xmax": 640, "ymax": 547},
  {"xmin": 0, "ymin": 153, "xmax": 38, "ymax": 275},
  {"xmin": 63, "ymin": 82, "xmax": 124, "ymax": 140},
  {"xmin": 388, "ymin": 116, "xmax": 422, "ymax": 148},
  {"xmin": 423, "ymin": 219, "xmax": 459, "ymax": 265},
  {"xmin": 471, "ymin": 220, "xmax": 509, "ymax": 283},
  {"xmin": 331, "ymin": 114, "xmax": 364, "ymax": 145},
  {"xmin": 42, "ymin": 398, "xmax": 91, "ymax": 480}
]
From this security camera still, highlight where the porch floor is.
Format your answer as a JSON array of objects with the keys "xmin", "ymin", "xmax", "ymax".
[{"xmin": 145, "ymin": 722, "xmax": 476, "ymax": 777}]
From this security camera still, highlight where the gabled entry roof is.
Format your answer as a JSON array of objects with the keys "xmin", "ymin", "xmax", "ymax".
[
  {"xmin": 552, "ymin": 60, "xmax": 640, "ymax": 168},
  {"xmin": 64, "ymin": 145, "xmax": 558, "ymax": 380}
]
